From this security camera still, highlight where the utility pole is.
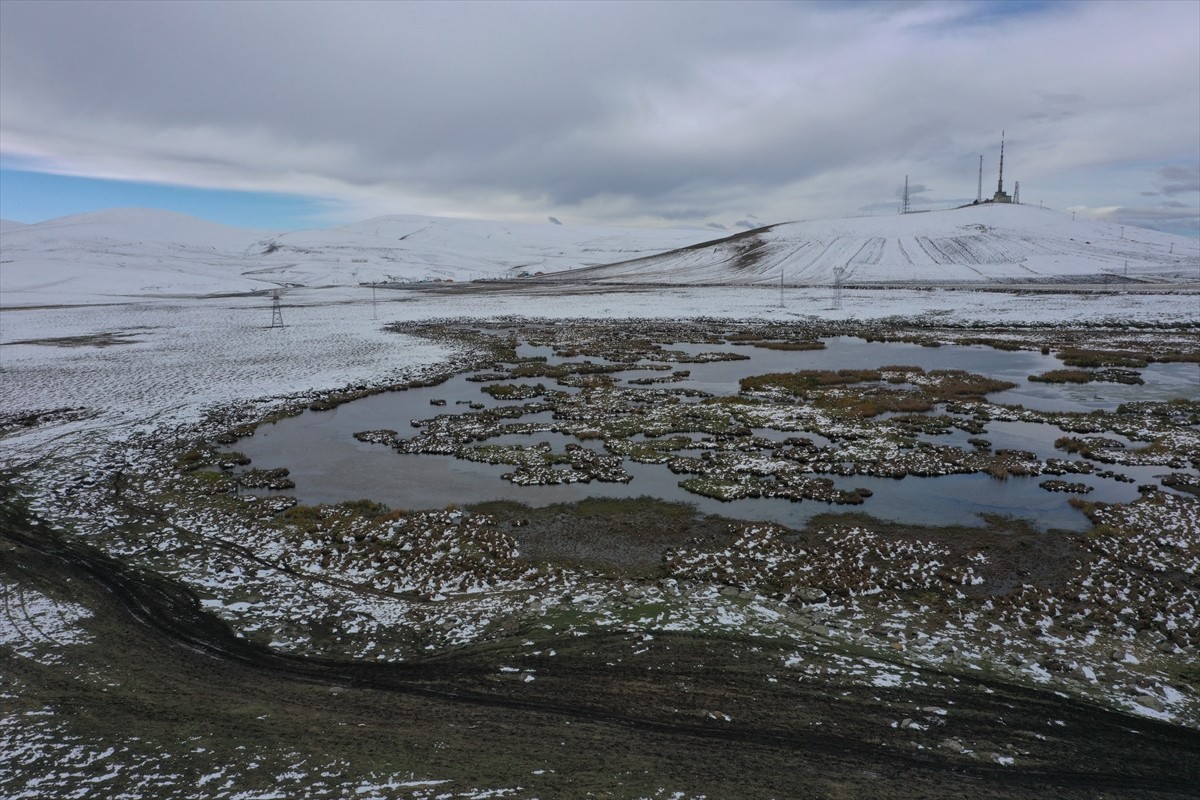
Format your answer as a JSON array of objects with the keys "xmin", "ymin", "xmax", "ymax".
[{"xmin": 977, "ymin": 155, "xmax": 983, "ymax": 203}]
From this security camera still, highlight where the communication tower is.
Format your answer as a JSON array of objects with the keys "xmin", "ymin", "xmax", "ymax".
[{"xmin": 992, "ymin": 132, "xmax": 1013, "ymax": 203}]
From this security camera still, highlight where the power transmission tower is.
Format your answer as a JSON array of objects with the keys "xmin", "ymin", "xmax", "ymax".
[
  {"xmin": 269, "ymin": 291, "xmax": 284, "ymax": 328},
  {"xmin": 901, "ymin": 175, "xmax": 911, "ymax": 214},
  {"xmin": 1013, "ymin": 181, "xmax": 1020, "ymax": 204}
]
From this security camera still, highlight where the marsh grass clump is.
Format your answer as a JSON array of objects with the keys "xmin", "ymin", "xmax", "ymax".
[
  {"xmin": 739, "ymin": 367, "xmax": 1014, "ymax": 419},
  {"xmin": 277, "ymin": 498, "xmax": 392, "ymax": 535},
  {"xmin": 177, "ymin": 446, "xmax": 219, "ymax": 471},
  {"xmin": 1151, "ymin": 350, "xmax": 1200, "ymax": 363},
  {"xmin": 483, "ymin": 382, "xmax": 546, "ymax": 400},
  {"xmin": 1031, "ymin": 369, "xmax": 1144, "ymax": 385},
  {"xmin": 237, "ymin": 467, "xmax": 296, "ymax": 490},
  {"xmin": 748, "ymin": 340, "xmax": 826, "ymax": 351},
  {"xmin": 1031, "ymin": 369, "xmax": 1093, "ymax": 384},
  {"xmin": 1056, "ymin": 348, "xmax": 1147, "ymax": 369},
  {"xmin": 739, "ymin": 369, "xmax": 883, "ymax": 396},
  {"xmin": 913, "ymin": 370, "xmax": 1017, "ymax": 400},
  {"xmin": 185, "ymin": 468, "xmax": 238, "ymax": 494},
  {"xmin": 960, "ymin": 337, "xmax": 1026, "ymax": 352}
]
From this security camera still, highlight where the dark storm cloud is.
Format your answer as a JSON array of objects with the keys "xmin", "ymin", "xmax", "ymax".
[{"xmin": 1156, "ymin": 165, "xmax": 1200, "ymax": 196}]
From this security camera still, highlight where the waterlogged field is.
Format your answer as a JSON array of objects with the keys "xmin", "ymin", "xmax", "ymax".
[
  {"xmin": 230, "ymin": 327, "xmax": 1198, "ymax": 531},
  {"xmin": 141, "ymin": 320, "xmax": 1198, "ymax": 694},
  {"xmin": 4, "ymin": 315, "xmax": 1200, "ymax": 799}
]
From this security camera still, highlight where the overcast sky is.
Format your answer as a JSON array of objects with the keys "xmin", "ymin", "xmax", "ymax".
[{"xmin": 2, "ymin": 0, "xmax": 1197, "ymax": 234}]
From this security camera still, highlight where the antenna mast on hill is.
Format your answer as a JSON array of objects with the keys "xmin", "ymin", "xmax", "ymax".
[
  {"xmin": 269, "ymin": 290, "xmax": 284, "ymax": 328},
  {"xmin": 977, "ymin": 155, "xmax": 983, "ymax": 203},
  {"xmin": 997, "ymin": 131, "xmax": 1006, "ymax": 196},
  {"xmin": 901, "ymin": 175, "xmax": 911, "ymax": 214}
]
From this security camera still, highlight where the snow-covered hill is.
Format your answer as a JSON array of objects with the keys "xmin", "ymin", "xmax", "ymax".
[
  {"xmin": 551, "ymin": 204, "xmax": 1200, "ymax": 286},
  {"xmin": 0, "ymin": 209, "xmax": 710, "ymax": 305},
  {"xmin": 1, "ymin": 205, "xmax": 1196, "ymax": 307},
  {"xmin": 248, "ymin": 214, "xmax": 711, "ymax": 284}
]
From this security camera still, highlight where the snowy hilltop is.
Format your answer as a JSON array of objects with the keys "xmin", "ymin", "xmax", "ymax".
[
  {"xmin": 1, "ymin": 204, "xmax": 1196, "ymax": 307},
  {"xmin": 554, "ymin": 204, "xmax": 1199, "ymax": 286}
]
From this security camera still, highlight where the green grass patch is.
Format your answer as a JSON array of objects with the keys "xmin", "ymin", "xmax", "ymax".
[{"xmin": 1056, "ymin": 348, "xmax": 1147, "ymax": 368}]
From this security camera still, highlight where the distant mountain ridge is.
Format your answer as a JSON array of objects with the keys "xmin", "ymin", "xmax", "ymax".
[{"xmin": 1, "ymin": 205, "xmax": 1196, "ymax": 306}]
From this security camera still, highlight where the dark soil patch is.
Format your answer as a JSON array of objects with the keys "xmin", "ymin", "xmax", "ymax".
[{"xmin": 9, "ymin": 331, "xmax": 144, "ymax": 347}]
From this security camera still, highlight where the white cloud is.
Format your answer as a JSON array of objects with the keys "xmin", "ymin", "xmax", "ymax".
[{"xmin": 1, "ymin": 0, "xmax": 1196, "ymax": 230}]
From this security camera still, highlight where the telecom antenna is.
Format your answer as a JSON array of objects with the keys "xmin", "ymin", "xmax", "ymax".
[
  {"xmin": 901, "ymin": 175, "xmax": 911, "ymax": 214},
  {"xmin": 269, "ymin": 290, "xmax": 284, "ymax": 328},
  {"xmin": 997, "ymin": 131, "xmax": 1006, "ymax": 195},
  {"xmin": 977, "ymin": 155, "xmax": 983, "ymax": 203}
]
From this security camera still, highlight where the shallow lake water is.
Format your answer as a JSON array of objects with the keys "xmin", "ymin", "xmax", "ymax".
[{"xmin": 231, "ymin": 336, "xmax": 1198, "ymax": 532}]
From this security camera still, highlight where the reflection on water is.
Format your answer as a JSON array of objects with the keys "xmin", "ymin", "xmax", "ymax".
[{"xmin": 232, "ymin": 336, "xmax": 1198, "ymax": 532}]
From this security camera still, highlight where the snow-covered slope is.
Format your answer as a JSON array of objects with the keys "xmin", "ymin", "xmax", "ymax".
[
  {"xmin": 246, "ymin": 214, "xmax": 710, "ymax": 284},
  {"xmin": 2, "ymin": 205, "xmax": 1197, "ymax": 307},
  {"xmin": 0, "ymin": 209, "xmax": 709, "ymax": 305},
  {"xmin": 552, "ymin": 204, "xmax": 1200, "ymax": 286},
  {"xmin": 0, "ymin": 209, "xmax": 278, "ymax": 303}
]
